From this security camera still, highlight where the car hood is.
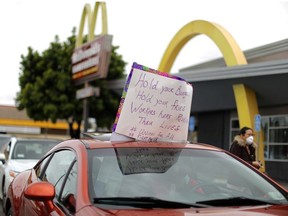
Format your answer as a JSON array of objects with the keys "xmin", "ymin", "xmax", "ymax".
[
  {"xmin": 89, "ymin": 205, "xmax": 288, "ymax": 216},
  {"xmin": 79, "ymin": 205, "xmax": 288, "ymax": 216},
  {"xmin": 8, "ymin": 159, "xmax": 38, "ymax": 172}
]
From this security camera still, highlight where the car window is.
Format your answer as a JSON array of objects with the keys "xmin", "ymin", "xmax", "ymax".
[
  {"xmin": 88, "ymin": 147, "xmax": 288, "ymax": 206},
  {"xmin": 60, "ymin": 161, "xmax": 77, "ymax": 214},
  {"xmin": 0, "ymin": 135, "xmax": 11, "ymax": 151},
  {"xmin": 12, "ymin": 140, "xmax": 59, "ymax": 159},
  {"xmin": 35, "ymin": 155, "xmax": 51, "ymax": 178},
  {"xmin": 42, "ymin": 150, "xmax": 75, "ymax": 199},
  {"xmin": 90, "ymin": 155, "xmax": 123, "ymax": 197}
]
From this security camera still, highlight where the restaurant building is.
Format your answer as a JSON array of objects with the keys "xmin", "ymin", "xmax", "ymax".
[
  {"xmin": 109, "ymin": 38, "xmax": 288, "ymax": 181},
  {"xmin": 1, "ymin": 38, "xmax": 288, "ymax": 181}
]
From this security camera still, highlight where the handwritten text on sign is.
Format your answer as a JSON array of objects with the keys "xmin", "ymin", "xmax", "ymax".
[
  {"xmin": 114, "ymin": 68, "xmax": 193, "ymax": 142},
  {"xmin": 115, "ymin": 147, "xmax": 181, "ymax": 174}
]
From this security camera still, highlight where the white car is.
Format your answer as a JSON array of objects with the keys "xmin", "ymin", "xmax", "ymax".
[
  {"xmin": 0, "ymin": 137, "xmax": 60, "ymax": 200},
  {"xmin": 0, "ymin": 134, "xmax": 12, "ymax": 161}
]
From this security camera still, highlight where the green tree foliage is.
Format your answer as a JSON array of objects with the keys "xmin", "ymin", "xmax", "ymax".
[{"xmin": 16, "ymin": 30, "xmax": 126, "ymax": 138}]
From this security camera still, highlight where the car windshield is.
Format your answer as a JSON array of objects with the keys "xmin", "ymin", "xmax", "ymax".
[
  {"xmin": 12, "ymin": 140, "xmax": 59, "ymax": 160},
  {"xmin": 88, "ymin": 147, "xmax": 288, "ymax": 208}
]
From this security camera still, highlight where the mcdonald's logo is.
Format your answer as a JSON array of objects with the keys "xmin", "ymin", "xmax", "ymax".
[
  {"xmin": 72, "ymin": 1, "xmax": 112, "ymax": 85},
  {"xmin": 158, "ymin": 19, "xmax": 265, "ymax": 172}
]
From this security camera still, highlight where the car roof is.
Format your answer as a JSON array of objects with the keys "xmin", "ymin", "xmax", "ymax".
[
  {"xmin": 79, "ymin": 133, "xmax": 223, "ymax": 151},
  {"xmin": 57, "ymin": 138, "xmax": 224, "ymax": 153},
  {"xmin": 11, "ymin": 137, "xmax": 61, "ymax": 142},
  {"xmin": 82, "ymin": 132, "xmax": 112, "ymax": 141}
]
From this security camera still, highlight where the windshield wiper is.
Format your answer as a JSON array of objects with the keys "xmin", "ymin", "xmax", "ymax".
[
  {"xmin": 196, "ymin": 196, "xmax": 278, "ymax": 206},
  {"xmin": 94, "ymin": 197, "xmax": 208, "ymax": 208}
]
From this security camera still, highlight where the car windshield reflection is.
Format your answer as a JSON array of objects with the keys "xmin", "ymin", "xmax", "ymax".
[{"xmin": 88, "ymin": 147, "xmax": 288, "ymax": 208}]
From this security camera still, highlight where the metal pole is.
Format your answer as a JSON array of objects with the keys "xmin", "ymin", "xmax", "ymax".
[{"xmin": 83, "ymin": 82, "xmax": 89, "ymax": 132}]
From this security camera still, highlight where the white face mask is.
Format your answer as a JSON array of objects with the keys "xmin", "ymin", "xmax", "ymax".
[{"xmin": 246, "ymin": 136, "xmax": 254, "ymax": 145}]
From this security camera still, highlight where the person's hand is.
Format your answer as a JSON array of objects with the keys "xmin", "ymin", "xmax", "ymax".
[{"xmin": 252, "ymin": 161, "xmax": 261, "ymax": 169}]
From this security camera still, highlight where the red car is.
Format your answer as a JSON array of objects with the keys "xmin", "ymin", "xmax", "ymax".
[{"xmin": 4, "ymin": 138, "xmax": 288, "ymax": 215}]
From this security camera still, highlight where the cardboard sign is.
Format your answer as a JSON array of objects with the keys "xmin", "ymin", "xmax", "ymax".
[
  {"xmin": 115, "ymin": 147, "xmax": 182, "ymax": 174},
  {"xmin": 112, "ymin": 63, "xmax": 193, "ymax": 142}
]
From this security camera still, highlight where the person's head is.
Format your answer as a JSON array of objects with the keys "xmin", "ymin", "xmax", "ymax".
[{"xmin": 239, "ymin": 126, "xmax": 254, "ymax": 145}]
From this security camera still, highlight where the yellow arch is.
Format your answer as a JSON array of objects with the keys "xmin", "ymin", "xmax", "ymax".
[
  {"xmin": 76, "ymin": 1, "xmax": 108, "ymax": 48},
  {"xmin": 159, "ymin": 20, "xmax": 265, "ymax": 171}
]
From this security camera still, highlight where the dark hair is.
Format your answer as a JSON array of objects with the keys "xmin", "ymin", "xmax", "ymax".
[{"xmin": 238, "ymin": 126, "xmax": 253, "ymax": 135}]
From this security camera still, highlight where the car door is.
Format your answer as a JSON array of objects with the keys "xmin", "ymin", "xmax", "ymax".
[{"xmin": 24, "ymin": 150, "xmax": 77, "ymax": 216}]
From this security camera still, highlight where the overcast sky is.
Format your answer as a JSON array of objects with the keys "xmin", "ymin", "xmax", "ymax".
[{"xmin": 1, "ymin": 0, "xmax": 288, "ymax": 106}]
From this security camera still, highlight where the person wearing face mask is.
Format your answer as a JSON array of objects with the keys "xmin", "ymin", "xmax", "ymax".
[{"xmin": 229, "ymin": 126, "xmax": 262, "ymax": 169}]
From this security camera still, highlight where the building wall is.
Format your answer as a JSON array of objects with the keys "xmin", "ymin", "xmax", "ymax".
[
  {"xmin": 0, "ymin": 105, "xmax": 71, "ymax": 139},
  {"xmin": 197, "ymin": 111, "xmax": 230, "ymax": 150},
  {"xmin": 266, "ymin": 161, "xmax": 288, "ymax": 180}
]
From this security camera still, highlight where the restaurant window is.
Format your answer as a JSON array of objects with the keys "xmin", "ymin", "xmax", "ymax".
[
  {"xmin": 230, "ymin": 115, "xmax": 288, "ymax": 161},
  {"xmin": 188, "ymin": 115, "xmax": 198, "ymax": 143}
]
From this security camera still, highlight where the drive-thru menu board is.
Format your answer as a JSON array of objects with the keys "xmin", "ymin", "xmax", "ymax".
[{"xmin": 112, "ymin": 62, "xmax": 193, "ymax": 142}]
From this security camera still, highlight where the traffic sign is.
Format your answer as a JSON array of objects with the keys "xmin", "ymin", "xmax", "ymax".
[
  {"xmin": 189, "ymin": 116, "xmax": 195, "ymax": 132},
  {"xmin": 76, "ymin": 86, "xmax": 100, "ymax": 99},
  {"xmin": 254, "ymin": 114, "xmax": 261, "ymax": 132}
]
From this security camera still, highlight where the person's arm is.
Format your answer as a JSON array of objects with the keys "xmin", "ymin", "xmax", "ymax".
[{"xmin": 231, "ymin": 143, "xmax": 259, "ymax": 168}]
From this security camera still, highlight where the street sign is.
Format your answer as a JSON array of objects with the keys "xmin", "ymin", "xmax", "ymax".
[
  {"xmin": 76, "ymin": 87, "xmax": 100, "ymax": 99},
  {"xmin": 72, "ymin": 35, "xmax": 113, "ymax": 85},
  {"xmin": 254, "ymin": 114, "xmax": 261, "ymax": 132},
  {"xmin": 189, "ymin": 116, "xmax": 195, "ymax": 132}
]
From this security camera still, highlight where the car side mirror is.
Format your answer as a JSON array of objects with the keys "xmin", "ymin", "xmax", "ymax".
[{"xmin": 24, "ymin": 182, "xmax": 56, "ymax": 213}]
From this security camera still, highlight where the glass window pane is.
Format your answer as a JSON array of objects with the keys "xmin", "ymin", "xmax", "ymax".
[
  {"xmin": 44, "ymin": 150, "xmax": 75, "ymax": 198},
  {"xmin": 264, "ymin": 145, "xmax": 268, "ymax": 159},
  {"xmin": 269, "ymin": 129, "xmax": 288, "ymax": 143},
  {"xmin": 231, "ymin": 120, "xmax": 239, "ymax": 129},
  {"xmin": 268, "ymin": 145, "xmax": 288, "ymax": 160},
  {"xmin": 270, "ymin": 116, "xmax": 288, "ymax": 127},
  {"xmin": 61, "ymin": 161, "xmax": 77, "ymax": 214}
]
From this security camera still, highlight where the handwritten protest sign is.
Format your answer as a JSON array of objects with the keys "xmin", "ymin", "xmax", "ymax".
[
  {"xmin": 115, "ymin": 147, "xmax": 182, "ymax": 174},
  {"xmin": 112, "ymin": 62, "xmax": 193, "ymax": 142}
]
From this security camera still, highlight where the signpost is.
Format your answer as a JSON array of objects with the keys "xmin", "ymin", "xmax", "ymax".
[
  {"xmin": 73, "ymin": 2, "xmax": 112, "ymax": 133},
  {"xmin": 76, "ymin": 87, "xmax": 100, "ymax": 100}
]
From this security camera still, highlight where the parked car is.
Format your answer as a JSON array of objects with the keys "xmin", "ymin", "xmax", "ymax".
[
  {"xmin": 0, "ymin": 134, "xmax": 12, "ymax": 162},
  {"xmin": 4, "ymin": 138, "xmax": 288, "ymax": 215},
  {"xmin": 0, "ymin": 134, "xmax": 12, "ymax": 148},
  {"xmin": 0, "ymin": 137, "xmax": 60, "ymax": 200},
  {"xmin": 0, "ymin": 134, "xmax": 12, "ymax": 150}
]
